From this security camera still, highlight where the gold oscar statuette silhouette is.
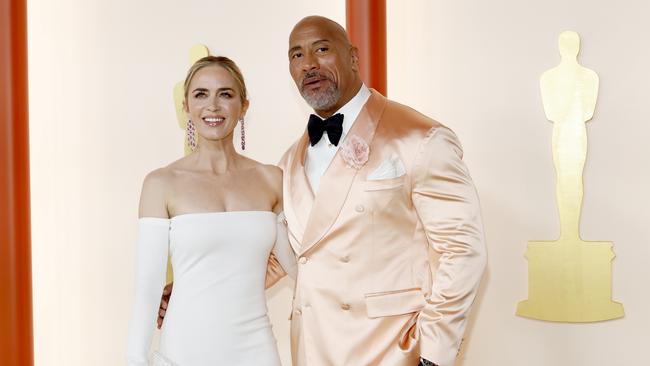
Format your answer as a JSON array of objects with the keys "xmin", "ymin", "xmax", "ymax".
[{"xmin": 516, "ymin": 31, "xmax": 624, "ymax": 322}]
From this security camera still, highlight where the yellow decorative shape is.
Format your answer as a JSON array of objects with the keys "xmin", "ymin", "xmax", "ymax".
[
  {"xmin": 173, "ymin": 44, "xmax": 210, "ymax": 155},
  {"xmin": 517, "ymin": 31, "xmax": 624, "ymax": 322},
  {"xmin": 167, "ymin": 45, "xmax": 210, "ymax": 283}
]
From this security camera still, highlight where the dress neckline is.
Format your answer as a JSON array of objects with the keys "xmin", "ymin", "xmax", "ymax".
[{"xmin": 169, "ymin": 210, "xmax": 277, "ymax": 221}]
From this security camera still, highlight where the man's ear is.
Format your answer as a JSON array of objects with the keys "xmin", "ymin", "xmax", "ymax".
[{"xmin": 350, "ymin": 46, "xmax": 360, "ymax": 72}]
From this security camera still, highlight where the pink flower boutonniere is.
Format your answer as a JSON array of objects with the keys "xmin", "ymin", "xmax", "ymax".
[{"xmin": 340, "ymin": 134, "xmax": 370, "ymax": 169}]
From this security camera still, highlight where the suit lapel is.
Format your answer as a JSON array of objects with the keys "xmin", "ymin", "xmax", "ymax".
[
  {"xmin": 299, "ymin": 90, "xmax": 387, "ymax": 255},
  {"xmin": 283, "ymin": 131, "xmax": 314, "ymax": 252}
]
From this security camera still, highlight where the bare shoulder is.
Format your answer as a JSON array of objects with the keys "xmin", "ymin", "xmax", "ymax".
[
  {"xmin": 237, "ymin": 156, "xmax": 281, "ymax": 180},
  {"xmin": 139, "ymin": 167, "xmax": 173, "ymax": 218},
  {"xmin": 256, "ymin": 163, "xmax": 283, "ymax": 192},
  {"xmin": 142, "ymin": 167, "xmax": 173, "ymax": 191},
  {"xmin": 246, "ymin": 161, "xmax": 283, "ymax": 213},
  {"xmin": 260, "ymin": 163, "xmax": 283, "ymax": 182}
]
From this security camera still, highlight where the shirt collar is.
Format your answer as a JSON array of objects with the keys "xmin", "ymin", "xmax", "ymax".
[{"xmin": 316, "ymin": 83, "xmax": 371, "ymax": 136}]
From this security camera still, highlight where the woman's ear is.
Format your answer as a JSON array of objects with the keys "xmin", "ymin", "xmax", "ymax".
[{"xmin": 240, "ymin": 99, "xmax": 250, "ymax": 119}]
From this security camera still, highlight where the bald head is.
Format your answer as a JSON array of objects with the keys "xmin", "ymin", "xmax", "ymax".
[
  {"xmin": 288, "ymin": 16, "xmax": 362, "ymax": 117},
  {"xmin": 290, "ymin": 16, "xmax": 352, "ymax": 48}
]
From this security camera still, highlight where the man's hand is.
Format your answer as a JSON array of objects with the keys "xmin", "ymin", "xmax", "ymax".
[{"xmin": 157, "ymin": 283, "xmax": 173, "ymax": 329}]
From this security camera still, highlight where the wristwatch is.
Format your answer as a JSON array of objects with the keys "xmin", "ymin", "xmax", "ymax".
[{"xmin": 420, "ymin": 358, "xmax": 438, "ymax": 366}]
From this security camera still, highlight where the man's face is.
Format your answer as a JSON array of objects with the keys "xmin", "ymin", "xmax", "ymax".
[{"xmin": 288, "ymin": 20, "xmax": 359, "ymax": 117}]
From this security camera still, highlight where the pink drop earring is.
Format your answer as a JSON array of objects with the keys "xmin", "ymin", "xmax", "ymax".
[
  {"xmin": 239, "ymin": 118, "xmax": 246, "ymax": 150},
  {"xmin": 187, "ymin": 119, "xmax": 197, "ymax": 151}
]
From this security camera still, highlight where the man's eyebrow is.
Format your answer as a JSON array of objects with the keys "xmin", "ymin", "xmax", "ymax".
[
  {"xmin": 288, "ymin": 46, "xmax": 302, "ymax": 56},
  {"xmin": 288, "ymin": 39, "xmax": 331, "ymax": 55}
]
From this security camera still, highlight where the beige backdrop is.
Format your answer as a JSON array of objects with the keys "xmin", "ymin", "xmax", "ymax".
[{"xmin": 28, "ymin": 0, "xmax": 650, "ymax": 365}]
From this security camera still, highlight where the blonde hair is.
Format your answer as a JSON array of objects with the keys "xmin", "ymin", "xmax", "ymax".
[{"xmin": 183, "ymin": 55, "xmax": 248, "ymax": 105}]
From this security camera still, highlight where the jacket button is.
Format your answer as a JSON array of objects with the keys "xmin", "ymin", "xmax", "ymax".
[
  {"xmin": 340, "ymin": 256, "xmax": 350, "ymax": 263},
  {"xmin": 355, "ymin": 205, "xmax": 365, "ymax": 213},
  {"xmin": 340, "ymin": 303, "xmax": 351, "ymax": 310},
  {"xmin": 298, "ymin": 257, "xmax": 308, "ymax": 264}
]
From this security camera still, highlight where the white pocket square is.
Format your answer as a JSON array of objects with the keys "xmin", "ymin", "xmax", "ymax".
[{"xmin": 367, "ymin": 154, "xmax": 406, "ymax": 180}]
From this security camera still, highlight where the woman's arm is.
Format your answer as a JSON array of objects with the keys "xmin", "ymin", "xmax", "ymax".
[
  {"xmin": 265, "ymin": 166, "xmax": 297, "ymax": 288},
  {"xmin": 271, "ymin": 212, "xmax": 297, "ymax": 280},
  {"xmin": 126, "ymin": 171, "xmax": 171, "ymax": 365}
]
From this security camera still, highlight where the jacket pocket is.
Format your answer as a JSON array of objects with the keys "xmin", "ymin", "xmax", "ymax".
[
  {"xmin": 363, "ymin": 175, "xmax": 406, "ymax": 191},
  {"xmin": 364, "ymin": 287, "xmax": 426, "ymax": 318}
]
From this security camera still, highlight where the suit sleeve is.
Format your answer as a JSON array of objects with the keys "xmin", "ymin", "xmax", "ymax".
[
  {"xmin": 411, "ymin": 127, "xmax": 487, "ymax": 366},
  {"xmin": 125, "ymin": 218, "xmax": 170, "ymax": 366}
]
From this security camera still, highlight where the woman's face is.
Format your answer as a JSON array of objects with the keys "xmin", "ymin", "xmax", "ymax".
[{"xmin": 185, "ymin": 65, "xmax": 248, "ymax": 144}]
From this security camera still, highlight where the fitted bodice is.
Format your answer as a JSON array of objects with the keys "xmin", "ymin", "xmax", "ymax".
[
  {"xmin": 167, "ymin": 211, "xmax": 277, "ymax": 305},
  {"xmin": 157, "ymin": 211, "xmax": 282, "ymax": 365}
]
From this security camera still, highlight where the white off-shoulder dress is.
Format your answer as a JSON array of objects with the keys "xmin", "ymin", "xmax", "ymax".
[{"xmin": 126, "ymin": 211, "xmax": 296, "ymax": 366}]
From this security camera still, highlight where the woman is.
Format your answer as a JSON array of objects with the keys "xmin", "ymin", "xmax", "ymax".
[{"xmin": 126, "ymin": 56, "xmax": 296, "ymax": 366}]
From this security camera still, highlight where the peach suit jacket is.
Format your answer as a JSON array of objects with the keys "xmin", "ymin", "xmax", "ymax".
[{"xmin": 271, "ymin": 90, "xmax": 487, "ymax": 366}]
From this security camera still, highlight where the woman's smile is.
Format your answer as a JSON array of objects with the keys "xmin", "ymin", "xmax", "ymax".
[{"xmin": 202, "ymin": 115, "xmax": 226, "ymax": 127}]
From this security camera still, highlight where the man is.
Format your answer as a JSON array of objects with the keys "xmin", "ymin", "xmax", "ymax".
[{"xmin": 161, "ymin": 15, "xmax": 486, "ymax": 366}]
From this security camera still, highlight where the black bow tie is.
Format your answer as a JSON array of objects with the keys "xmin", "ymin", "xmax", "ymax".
[{"xmin": 307, "ymin": 113, "xmax": 344, "ymax": 146}]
